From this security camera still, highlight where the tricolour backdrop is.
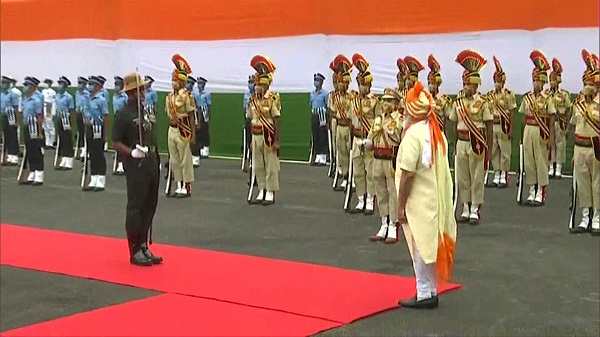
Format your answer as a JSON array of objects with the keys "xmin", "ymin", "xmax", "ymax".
[{"xmin": 1, "ymin": 0, "xmax": 599, "ymax": 167}]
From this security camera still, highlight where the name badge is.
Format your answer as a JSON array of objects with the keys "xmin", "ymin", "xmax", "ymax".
[{"xmin": 92, "ymin": 124, "xmax": 103, "ymax": 139}]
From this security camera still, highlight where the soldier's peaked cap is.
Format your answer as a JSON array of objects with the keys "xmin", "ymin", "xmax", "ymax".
[
  {"xmin": 197, "ymin": 76, "xmax": 207, "ymax": 83},
  {"xmin": 97, "ymin": 76, "xmax": 107, "ymax": 83},
  {"xmin": 187, "ymin": 76, "xmax": 197, "ymax": 84},
  {"xmin": 114, "ymin": 76, "xmax": 124, "ymax": 82},
  {"xmin": 314, "ymin": 73, "xmax": 325, "ymax": 81},
  {"xmin": 31, "ymin": 77, "xmax": 41, "ymax": 85},
  {"xmin": 88, "ymin": 76, "xmax": 102, "ymax": 85},
  {"xmin": 77, "ymin": 76, "xmax": 88, "ymax": 84},
  {"xmin": 144, "ymin": 75, "xmax": 154, "ymax": 83},
  {"xmin": 23, "ymin": 77, "xmax": 37, "ymax": 86},
  {"xmin": 1, "ymin": 76, "xmax": 10, "ymax": 83},
  {"xmin": 58, "ymin": 76, "xmax": 71, "ymax": 86},
  {"xmin": 43, "ymin": 78, "xmax": 53, "ymax": 84}
]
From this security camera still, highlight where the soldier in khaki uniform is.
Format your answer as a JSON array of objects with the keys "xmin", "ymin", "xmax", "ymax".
[
  {"xmin": 486, "ymin": 56, "xmax": 517, "ymax": 188},
  {"xmin": 569, "ymin": 49, "xmax": 599, "ymax": 235},
  {"xmin": 329, "ymin": 55, "xmax": 354, "ymax": 192},
  {"xmin": 451, "ymin": 49, "xmax": 494, "ymax": 225},
  {"xmin": 166, "ymin": 54, "xmax": 196, "ymax": 198},
  {"xmin": 246, "ymin": 55, "xmax": 281, "ymax": 205},
  {"xmin": 404, "ymin": 56, "xmax": 424, "ymax": 90},
  {"xmin": 396, "ymin": 81, "xmax": 456, "ymax": 309},
  {"xmin": 427, "ymin": 54, "xmax": 453, "ymax": 136},
  {"xmin": 548, "ymin": 58, "xmax": 573, "ymax": 179},
  {"xmin": 349, "ymin": 53, "xmax": 380, "ymax": 215},
  {"xmin": 518, "ymin": 50, "xmax": 556, "ymax": 206},
  {"xmin": 395, "ymin": 58, "xmax": 408, "ymax": 115},
  {"xmin": 366, "ymin": 88, "xmax": 402, "ymax": 243}
]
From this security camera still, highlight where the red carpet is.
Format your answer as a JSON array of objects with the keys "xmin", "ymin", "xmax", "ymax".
[
  {"xmin": 1, "ymin": 293, "xmax": 341, "ymax": 336},
  {"xmin": 1, "ymin": 224, "xmax": 461, "ymax": 324}
]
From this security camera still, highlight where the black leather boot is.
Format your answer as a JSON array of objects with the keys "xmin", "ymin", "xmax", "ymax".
[
  {"xmin": 140, "ymin": 230, "xmax": 163, "ymax": 264},
  {"xmin": 128, "ymin": 231, "xmax": 152, "ymax": 266}
]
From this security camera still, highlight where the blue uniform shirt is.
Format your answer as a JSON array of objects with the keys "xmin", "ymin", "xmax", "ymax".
[
  {"xmin": 75, "ymin": 90, "xmax": 89, "ymax": 114},
  {"xmin": 55, "ymin": 91, "xmax": 75, "ymax": 115},
  {"xmin": 112, "ymin": 92, "xmax": 128, "ymax": 113},
  {"xmin": 1, "ymin": 90, "xmax": 19, "ymax": 115},
  {"xmin": 98, "ymin": 88, "xmax": 110, "ymax": 99},
  {"xmin": 243, "ymin": 91, "xmax": 252, "ymax": 114},
  {"xmin": 310, "ymin": 89, "xmax": 328, "ymax": 112},
  {"xmin": 33, "ymin": 89, "xmax": 43, "ymax": 102},
  {"xmin": 84, "ymin": 93, "xmax": 109, "ymax": 125},
  {"xmin": 21, "ymin": 94, "xmax": 43, "ymax": 118},
  {"xmin": 193, "ymin": 89, "xmax": 211, "ymax": 122},
  {"xmin": 145, "ymin": 88, "xmax": 158, "ymax": 110}
]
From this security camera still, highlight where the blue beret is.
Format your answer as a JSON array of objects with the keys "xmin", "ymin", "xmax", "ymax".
[
  {"xmin": 58, "ymin": 76, "xmax": 71, "ymax": 86},
  {"xmin": 314, "ymin": 73, "xmax": 325, "ymax": 81}
]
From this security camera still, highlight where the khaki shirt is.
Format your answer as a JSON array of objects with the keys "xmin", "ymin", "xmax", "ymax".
[
  {"xmin": 368, "ymin": 111, "xmax": 402, "ymax": 148},
  {"xmin": 166, "ymin": 88, "xmax": 194, "ymax": 119},
  {"xmin": 433, "ymin": 92, "xmax": 453, "ymax": 119},
  {"xmin": 486, "ymin": 88, "xmax": 517, "ymax": 119},
  {"xmin": 351, "ymin": 93, "xmax": 380, "ymax": 136},
  {"xmin": 570, "ymin": 94, "xmax": 599, "ymax": 137},
  {"xmin": 518, "ymin": 90, "xmax": 557, "ymax": 118},
  {"xmin": 246, "ymin": 91, "xmax": 281, "ymax": 127},
  {"xmin": 449, "ymin": 93, "xmax": 493, "ymax": 131},
  {"xmin": 330, "ymin": 91, "xmax": 354, "ymax": 124}
]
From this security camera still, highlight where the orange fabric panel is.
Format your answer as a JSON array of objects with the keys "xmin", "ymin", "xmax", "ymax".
[{"xmin": 1, "ymin": 0, "xmax": 598, "ymax": 41}]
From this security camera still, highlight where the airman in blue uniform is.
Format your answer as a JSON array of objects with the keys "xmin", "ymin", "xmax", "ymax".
[
  {"xmin": 1, "ymin": 76, "xmax": 21, "ymax": 165},
  {"xmin": 112, "ymin": 76, "xmax": 128, "ymax": 175},
  {"xmin": 19, "ymin": 77, "xmax": 44, "ymax": 185},
  {"xmin": 96, "ymin": 76, "xmax": 110, "ymax": 152},
  {"xmin": 75, "ymin": 76, "xmax": 90, "ymax": 159},
  {"xmin": 186, "ymin": 76, "xmax": 201, "ymax": 167},
  {"xmin": 241, "ymin": 75, "xmax": 255, "ymax": 172},
  {"xmin": 53, "ymin": 76, "xmax": 76, "ymax": 170},
  {"xmin": 144, "ymin": 76, "xmax": 158, "ymax": 115},
  {"xmin": 195, "ymin": 77, "xmax": 212, "ymax": 158},
  {"xmin": 310, "ymin": 73, "xmax": 328, "ymax": 166},
  {"xmin": 83, "ymin": 76, "xmax": 110, "ymax": 191}
]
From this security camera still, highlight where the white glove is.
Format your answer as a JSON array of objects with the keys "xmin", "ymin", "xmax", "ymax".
[
  {"xmin": 131, "ymin": 145, "xmax": 148, "ymax": 158},
  {"xmin": 362, "ymin": 139, "xmax": 374, "ymax": 151}
]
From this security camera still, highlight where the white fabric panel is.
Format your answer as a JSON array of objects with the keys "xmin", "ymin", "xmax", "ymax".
[{"xmin": 1, "ymin": 28, "xmax": 597, "ymax": 94}]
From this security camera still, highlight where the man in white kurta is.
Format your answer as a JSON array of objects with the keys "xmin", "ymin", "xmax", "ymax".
[{"xmin": 396, "ymin": 81, "xmax": 457, "ymax": 309}]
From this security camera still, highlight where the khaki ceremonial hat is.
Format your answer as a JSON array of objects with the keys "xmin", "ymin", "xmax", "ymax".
[{"xmin": 121, "ymin": 73, "xmax": 150, "ymax": 93}]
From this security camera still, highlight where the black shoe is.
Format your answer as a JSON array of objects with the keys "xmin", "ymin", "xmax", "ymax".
[
  {"xmin": 130, "ymin": 249, "xmax": 153, "ymax": 266},
  {"xmin": 141, "ymin": 243, "xmax": 163, "ymax": 264},
  {"xmin": 570, "ymin": 227, "xmax": 589, "ymax": 234},
  {"xmin": 590, "ymin": 228, "xmax": 600, "ymax": 236},
  {"xmin": 399, "ymin": 295, "xmax": 439, "ymax": 309}
]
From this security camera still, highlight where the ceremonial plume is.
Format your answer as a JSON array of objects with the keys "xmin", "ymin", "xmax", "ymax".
[
  {"xmin": 456, "ymin": 49, "xmax": 487, "ymax": 84},
  {"xmin": 396, "ymin": 58, "xmax": 407, "ymax": 73},
  {"xmin": 331, "ymin": 54, "xmax": 353, "ymax": 74},
  {"xmin": 250, "ymin": 55, "xmax": 276, "ymax": 75},
  {"xmin": 551, "ymin": 58, "xmax": 563, "ymax": 74},
  {"xmin": 171, "ymin": 54, "xmax": 192, "ymax": 81},
  {"xmin": 529, "ymin": 50, "xmax": 550, "ymax": 71},
  {"xmin": 404, "ymin": 55, "xmax": 425, "ymax": 74},
  {"xmin": 493, "ymin": 56, "xmax": 506, "ymax": 82},
  {"xmin": 428, "ymin": 54, "xmax": 441, "ymax": 73},
  {"xmin": 352, "ymin": 53, "xmax": 370, "ymax": 74}
]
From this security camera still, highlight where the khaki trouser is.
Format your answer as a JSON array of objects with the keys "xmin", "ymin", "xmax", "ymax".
[
  {"xmin": 550, "ymin": 121, "xmax": 567, "ymax": 164},
  {"xmin": 491, "ymin": 123, "xmax": 511, "ymax": 172},
  {"xmin": 167, "ymin": 126, "xmax": 194, "ymax": 183},
  {"xmin": 523, "ymin": 125, "xmax": 549, "ymax": 186},
  {"xmin": 336, "ymin": 125, "xmax": 351, "ymax": 175},
  {"xmin": 574, "ymin": 145, "xmax": 599, "ymax": 209},
  {"xmin": 352, "ymin": 137, "xmax": 375, "ymax": 196},
  {"xmin": 330, "ymin": 118, "xmax": 337, "ymax": 155},
  {"xmin": 252, "ymin": 134, "xmax": 280, "ymax": 191},
  {"xmin": 456, "ymin": 139, "xmax": 485, "ymax": 205},
  {"xmin": 372, "ymin": 158, "xmax": 397, "ymax": 221}
]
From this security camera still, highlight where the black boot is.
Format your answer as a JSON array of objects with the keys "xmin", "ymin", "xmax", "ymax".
[
  {"xmin": 140, "ymin": 230, "xmax": 163, "ymax": 264},
  {"xmin": 127, "ymin": 230, "xmax": 152, "ymax": 266}
]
